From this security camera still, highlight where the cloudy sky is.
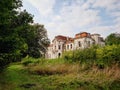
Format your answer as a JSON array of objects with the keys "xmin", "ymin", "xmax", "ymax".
[{"xmin": 22, "ymin": 0, "xmax": 120, "ymax": 41}]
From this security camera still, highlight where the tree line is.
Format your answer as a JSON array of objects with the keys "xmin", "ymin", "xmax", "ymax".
[{"xmin": 0, "ymin": 0, "xmax": 50, "ymax": 68}]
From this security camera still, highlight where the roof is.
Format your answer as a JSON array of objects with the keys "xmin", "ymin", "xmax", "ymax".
[
  {"xmin": 65, "ymin": 38, "xmax": 74, "ymax": 44},
  {"xmin": 52, "ymin": 35, "xmax": 74, "ymax": 42},
  {"xmin": 75, "ymin": 32, "xmax": 88, "ymax": 36},
  {"xmin": 55, "ymin": 35, "xmax": 67, "ymax": 40},
  {"xmin": 75, "ymin": 32, "xmax": 90, "ymax": 39}
]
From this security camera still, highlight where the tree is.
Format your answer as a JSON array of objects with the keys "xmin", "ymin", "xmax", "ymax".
[
  {"xmin": 0, "ymin": 0, "xmax": 24, "ymax": 67},
  {"xmin": 13, "ymin": 10, "xmax": 34, "ymax": 57},
  {"xmin": 27, "ymin": 24, "xmax": 50, "ymax": 58},
  {"xmin": 105, "ymin": 33, "xmax": 120, "ymax": 45},
  {"xmin": 0, "ymin": 0, "xmax": 50, "ymax": 67}
]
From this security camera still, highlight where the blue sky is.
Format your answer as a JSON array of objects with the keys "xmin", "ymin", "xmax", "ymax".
[{"xmin": 22, "ymin": 0, "xmax": 120, "ymax": 41}]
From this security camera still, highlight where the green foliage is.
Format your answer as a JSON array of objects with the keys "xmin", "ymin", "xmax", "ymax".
[
  {"xmin": 0, "ymin": 53, "xmax": 21, "ymax": 67},
  {"xmin": 63, "ymin": 45, "xmax": 120, "ymax": 67},
  {"xmin": 96, "ymin": 45, "xmax": 120, "ymax": 65},
  {"xmin": 63, "ymin": 51, "xmax": 73, "ymax": 62},
  {"xmin": 63, "ymin": 46, "xmax": 98, "ymax": 63},
  {"xmin": 105, "ymin": 33, "xmax": 120, "ymax": 45},
  {"xmin": 0, "ymin": 0, "xmax": 32, "ymax": 67},
  {"xmin": 75, "ymin": 46, "xmax": 96, "ymax": 63},
  {"xmin": 21, "ymin": 57, "xmax": 40, "ymax": 66},
  {"xmin": 0, "ymin": 0, "xmax": 50, "ymax": 67},
  {"xmin": 26, "ymin": 24, "xmax": 50, "ymax": 58}
]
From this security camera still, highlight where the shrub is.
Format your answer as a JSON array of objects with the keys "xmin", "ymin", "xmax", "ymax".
[
  {"xmin": 63, "ymin": 46, "xmax": 98, "ymax": 63},
  {"xmin": 96, "ymin": 45, "xmax": 120, "ymax": 66},
  {"xmin": 62, "ymin": 51, "xmax": 74, "ymax": 62},
  {"xmin": 63, "ymin": 45, "xmax": 120, "ymax": 67},
  {"xmin": 0, "ymin": 53, "xmax": 21, "ymax": 68}
]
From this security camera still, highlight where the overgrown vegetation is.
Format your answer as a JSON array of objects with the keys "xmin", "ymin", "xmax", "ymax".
[
  {"xmin": 63, "ymin": 45, "xmax": 120, "ymax": 68},
  {"xmin": 0, "ymin": 58, "xmax": 120, "ymax": 90},
  {"xmin": 22, "ymin": 57, "xmax": 120, "ymax": 90}
]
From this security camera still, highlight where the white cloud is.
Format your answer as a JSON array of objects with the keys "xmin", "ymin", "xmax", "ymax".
[
  {"xmin": 45, "ymin": 1, "xmax": 101, "ymax": 40},
  {"xmin": 25, "ymin": 0, "xmax": 55, "ymax": 16},
  {"xmin": 93, "ymin": 0, "xmax": 120, "ymax": 11},
  {"xmin": 23, "ymin": 0, "xmax": 120, "ymax": 41}
]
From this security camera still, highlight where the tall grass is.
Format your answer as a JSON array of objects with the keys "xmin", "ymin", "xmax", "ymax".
[
  {"xmin": 29, "ymin": 63, "xmax": 80, "ymax": 75},
  {"xmin": 25, "ymin": 58, "xmax": 120, "ymax": 90},
  {"xmin": 18, "ymin": 45, "xmax": 120, "ymax": 89},
  {"xmin": 1, "ymin": 56, "xmax": 120, "ymax": 90}
]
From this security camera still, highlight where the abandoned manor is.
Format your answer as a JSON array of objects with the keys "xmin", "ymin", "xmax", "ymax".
[{"xmin": 46, "ymin": 32, "xmax": 105, "ymax": 59}]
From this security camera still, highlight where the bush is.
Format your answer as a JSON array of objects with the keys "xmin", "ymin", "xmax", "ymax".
[
  {"xmin": 63, "ymin": 45, "xmax": 120, "ymax": 67},
  {"xmin": 62, "ymin": 51, "xmax": 73, "ymax": 62},
  {"xmin": 96, "ymin": 45, "xmax": 120, "ymax": 65},
  {"xmin": 0, "ymin": 53, "xmax": 22, "ymax": 68},
  {"xmin": 63, "ymin": 46, "xmax": 98, "ymax": 63}
]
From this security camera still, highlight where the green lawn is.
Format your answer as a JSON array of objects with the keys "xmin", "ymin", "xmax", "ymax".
[{"xmin": 0, "ymin": 64, "xmax": 41, "ymax": 90}]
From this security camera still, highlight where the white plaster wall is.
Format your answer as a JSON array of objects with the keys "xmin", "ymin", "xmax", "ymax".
[
  {"xmin": 65, "ymin": 43, "xmax": 74, "ymax": 51},
  {"xmin": 74, "ymin": 37, "xmax": 94, "ymax": 49},
  {"xmin": 91, "ymin": 35, "xmax": 99, "ymax": 44},
  {"xmin": 74, "ymin": 38, "xmax": 86, "ymax": 49}
]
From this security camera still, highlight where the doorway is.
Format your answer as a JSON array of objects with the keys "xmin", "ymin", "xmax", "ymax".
[{"xmin": 58, "ymin": 53, "xmax": 61, "ymax": 58}]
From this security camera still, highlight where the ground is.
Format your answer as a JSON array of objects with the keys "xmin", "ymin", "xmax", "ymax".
[{"xmin": 0, "ymin": 58, "xmax": 120, "ymax": 90}]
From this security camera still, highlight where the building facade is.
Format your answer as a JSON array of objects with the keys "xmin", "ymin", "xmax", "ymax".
[{"xmin": 46, "ymin": 32, "xmax": 105, "ymax": 59}]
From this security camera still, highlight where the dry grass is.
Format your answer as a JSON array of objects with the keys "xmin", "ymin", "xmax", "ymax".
[
  {"xmin": 28, "ymin": 62, "xmax": 120, "ymax": 83},
  {"xmin": 28, "ymin": 63, "xmax": 120, "ymax": 90},
  {"xmin": 23, "ymin": 60, "xmax": 120, "ymax": 90},
  {"xmin": 77, "ymin": 64, "xmax": 120, "ymax": 81},
  {"xmin": 28, "ymin": 63, "xmax": 80, "ymax": 75}
]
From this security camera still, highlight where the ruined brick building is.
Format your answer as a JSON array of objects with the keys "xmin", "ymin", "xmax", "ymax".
[{"xmin": 46, "ymin": 32, "xmax": 105, "ymax": 59}]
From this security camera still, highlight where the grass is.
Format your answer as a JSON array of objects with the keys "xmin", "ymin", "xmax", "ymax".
[
  {"xmin": 0, "ymin": 64, "xmax": 42, "ymax": 90},
  {"xmin": 0, "ymin": 58, "xmax": 120, "ymax": 90}
]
